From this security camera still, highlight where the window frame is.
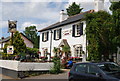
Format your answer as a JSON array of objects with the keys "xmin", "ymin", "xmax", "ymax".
[
  {"xmin": 54, "ymin": 28, "xmax": 62, "ymax": 40},
  {"xmin": 42, "ymin": 31, "xmax": 49, "ymax": 42},
  {"xmin": 72, "ymin": 23, "xmax": 83, "ymax": 37}
]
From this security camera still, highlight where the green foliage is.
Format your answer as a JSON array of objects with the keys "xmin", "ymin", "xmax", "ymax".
[
  {"xmin": 86, "ymin": 3, "xmax": 120, "ymax": 61},
  {"xmin": 0, "ymin": 52, "xmax": 15, "ymax": 60},
  {"xmin": 109, "ymin": 2, "xmax": 120, "ymax": 54},
  {"xmin": 11, "ymin": 31, "xmax": 26, "ymax": 55},
  {"xmin": 3, "ymin": 43, "xmax": 9, "ymax": 53},
  {"xmin": 50, "ymin": 56, "xmax": 61, "ymax": 74},
  {"xmin": 62, "ymin": 45, "xmax": 70, "ymax": 53},
  {"xmin": 62, "ymin": 45, "xmax": 70, "ymax": 58},
  {"xmin": 110, "ymin": 1, "xmax": 120, "ymax": 12},
  {"xmin": 85, "ymin": 11, "xmax": 113, "ymax": 61},
  {"xmin": 23, "ymin": 26, "xmax": 39, "ymax": 48},
  {"xmin": 53, "ymin": 47, "xmax": 60, "ymax": 57},
  {"xmin": 66, "ymin": 2, "xmax": 83, "ymax": 16},
  {"xmin": 53, "ymin": 47, "xmax": 59, "ymax": 55},
  {"xmin": 26, "ymin": 47, "xmax": 39, "ymax": 55}
]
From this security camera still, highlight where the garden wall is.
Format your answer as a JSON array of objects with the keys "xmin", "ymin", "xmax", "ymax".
[{"xmin": 0, "ymin": 60, "xmax": 54, "ymax": 78}]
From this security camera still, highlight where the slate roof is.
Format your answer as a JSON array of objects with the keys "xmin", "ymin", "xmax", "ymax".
[
  {"xmin": 0, "ymin": 37, "xmax": 10, "ymax": 43},
  {"xmin": 0, "ymin": 33, "xmax": 33, "ymax": 44},
  {"xmin": 38, "ymin": 10, "xmax": 94, "ymax": 32}
]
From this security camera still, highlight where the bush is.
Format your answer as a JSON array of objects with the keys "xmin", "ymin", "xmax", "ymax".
[
  {"xmin": 26, "ymin": 47, "xmax": 39, "ymax": 58},
  {"xmin": 50, "ymin": 56, "xmax": 61, "ymax": 74}
]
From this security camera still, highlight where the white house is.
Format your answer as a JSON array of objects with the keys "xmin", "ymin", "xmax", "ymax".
[{"xmin": 39, "ymin": 0, "xmax": 105, "ymax": 61}]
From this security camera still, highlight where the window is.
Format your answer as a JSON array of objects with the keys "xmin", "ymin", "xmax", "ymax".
[
  {"xmin": 54, "ymin": 28, "xmax": 62, "ymax": 40},
  {"xmin": 42, "ymin": 32, "xmax": 49, "ymax": 42},
  {"xmin": 87, "ymin": 64, "xmax": 100, "ymax": 75},
  {"xmin": 72, "ymin": 23, "xmax": 83, "ymax": 37},
  {"xmin": 74, "ymin": 45, "xmax": 83, "ymax": 57},
  {"xmin": 75, "ymin": 64, "xmax": 87, "ymax": 73}
]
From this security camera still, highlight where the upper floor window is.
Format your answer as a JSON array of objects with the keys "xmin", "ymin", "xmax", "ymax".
[
  {"xmin": 72, "ymin": 23, "xmax": 83, "ymax": 37},
  {"xmin": 54, "ymin": 28, "xmax": 62, "ymax": 40},
  {"xmin": 42, "ymin": 31, "xmax": 49, "ymax": 42}
]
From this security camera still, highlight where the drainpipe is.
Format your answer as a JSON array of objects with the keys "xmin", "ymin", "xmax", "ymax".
[{"xmin": 50, "ymin": 30, "xmax": 53, "ymax": 58}]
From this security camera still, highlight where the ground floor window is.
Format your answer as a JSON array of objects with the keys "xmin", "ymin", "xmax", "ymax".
[
  {"xmin": 42, "ymin": 48, "xmax": 48, "ymax": 57},
  {"xmin": 73, "ymin": 44, "xmax": 83, "ymax": 57}
]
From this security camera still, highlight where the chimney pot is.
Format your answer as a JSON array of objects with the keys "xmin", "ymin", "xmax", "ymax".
[{"xmin": 60, "ymin": 10, "xmax": 68, "ymax": 22}]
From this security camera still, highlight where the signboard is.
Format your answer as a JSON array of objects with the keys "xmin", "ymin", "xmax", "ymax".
[
  {"xmin": 63, "ymin": 30, "xmax": 72, "ymax": 36},
  {"xmin": 8, "ymin": 20, "xmax": 17, "ymax": 33},
  {"xmin": 7, "ymin": 46, "xmax": 14, "ymax": 54}
]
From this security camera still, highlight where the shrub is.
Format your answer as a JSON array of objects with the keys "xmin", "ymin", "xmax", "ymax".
[{"xmin": 50, "ymin": 56, "xmax": 61, "ymax": 74}]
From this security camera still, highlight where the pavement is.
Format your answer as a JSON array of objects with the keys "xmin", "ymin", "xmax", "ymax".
[
  {"xmin": 0, "ymin": 74, "xmax": 14, "ymax": 79},
  {"xmin": 25, "ymin": 69, "xmax": 70, "ymax": 79},
  {"xmin": 0, "ymin": 69, "xmax": 70, "ymax": 80}
]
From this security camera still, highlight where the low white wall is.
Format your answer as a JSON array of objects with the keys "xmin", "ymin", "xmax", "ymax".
[
  {"xmin": 0, "ymin": 60, "xmax": 19, "ymax": 71},
  {"xmin": 0, "ymin": 60, "xmax": 54, "ymax": 71},
  {"xmin": 18, "ymin": 62, "xmax": 54, "ymax": 71}
]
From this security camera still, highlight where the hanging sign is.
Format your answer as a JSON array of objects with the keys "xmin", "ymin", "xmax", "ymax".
[
  {"xmin": 7, "ymin": 46, "xmax": 14, "ymax": 54},
  {"xmin": 8, "ymin": 20, "xmax": 17, "ymax": 33}
]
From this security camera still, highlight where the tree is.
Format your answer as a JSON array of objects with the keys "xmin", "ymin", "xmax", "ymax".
[
  {"xmin": 85, "ymin": 11, "xmax": 112, "ymax": 61},
  {"xmin": 66, "ymin": 2, "xmax": 83, "ymax": 16},
  {"xmin": 11, "ymin": 31, "xmax": 26, "ymax": 55},
  {"xmin": 110, "ymin": 1, "xmax": 120, "ymax": 13},
  {"xmin": 53, "ymin": 47, "xmax": 59, "ymax": 57},
  {"xmin": 110, "ymin": 1, "xmax": 120, "ymax": 48},
  {"xmin": 85, "ymin": 1, "xmax": 120, "ymax": 62},
  {"xmin": 23, "ymin": 26, "xmax": 39, "ymax": 48},
  {"xmin": 62, "ymin": 45, "xmax": 70, "ymax": 59}
]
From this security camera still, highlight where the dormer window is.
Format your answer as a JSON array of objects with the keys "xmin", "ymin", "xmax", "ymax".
[
  {"xmin": 54, "ymin": 28, "xmax": 62, "ymax": 40},
  {"xmin": 42, "ymin": 31, "xmax": 49, "ymax": 42},
  {"xmin": 72, "ymin": 23, "xmax": 83, "ymax": 37}
]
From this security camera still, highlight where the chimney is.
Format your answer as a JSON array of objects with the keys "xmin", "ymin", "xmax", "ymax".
[
  {"xmin": 94, "ymin": 0, "xmax": 104, "ymax": 12},
  {"xmin": 2, "ymin": 37, "xmax": 4, "ymax": 39},
  {"xmin": 60, "ymin": 10, "xmax": 68, "ymax": 22}
]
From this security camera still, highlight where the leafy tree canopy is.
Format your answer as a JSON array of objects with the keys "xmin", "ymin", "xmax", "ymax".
[
  {"xmin": 110, "ymin": 1, "xmax": 120, "ymax": 12},
  {"xmin": 11, "ymin": 31, "xmax": 26, "ymax": 55},
  {"xmin": 85, "ymin": 11, "xmax": 113, "ymax": 61},
  {"xmin": 23, "ymin": 26, "xmax": 39, "ymax": 48},
  {"xmin": 66, "ymin": 2, "xmax": 83, "ymax": 16}
]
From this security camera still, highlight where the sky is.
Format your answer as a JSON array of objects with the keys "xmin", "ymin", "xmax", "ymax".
[{"xmin": 0, "ymin": 0, "xmax": 111, "ymax": 38}]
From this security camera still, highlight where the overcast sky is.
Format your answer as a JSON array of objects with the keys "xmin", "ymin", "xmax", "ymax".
[{"xmin": 0, "ymin": 0, "xmax": 111, "ymax": 38}]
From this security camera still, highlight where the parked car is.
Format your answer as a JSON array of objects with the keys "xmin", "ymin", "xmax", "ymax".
[{"xmin": 69, "ymin": 62, "xmax": 120, "ymax": 81}]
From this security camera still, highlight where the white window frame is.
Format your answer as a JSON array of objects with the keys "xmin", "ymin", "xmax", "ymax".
[
  {"xmin": 56, "ymin": 29, "xmax": 60, "ymax": 39},
  {"xmin": 42, "ymin": 31, "xmax": 48, "ymax": 42},
  {"xmin": 75, "ymin": 24, "xmax": 81, "ymax": 36},
  {"xmin": 44, "ymin": 32, "xmax": 47, "ymax": 41}
]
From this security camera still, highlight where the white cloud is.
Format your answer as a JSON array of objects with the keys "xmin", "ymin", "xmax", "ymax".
[
  {"xmin": 20, "ymin": 21, "xmax": 55, "ymax": 31},
  {"xmin": 20, "ymin": 22, "xmax": 38, "ymax": 30},
  {"xmin": 2, "ymin": 0, "xmax": 68, "ymax": 2},
  {"xmin": 0, "ymin": 21, "xmax": 8, "ymax": 28},
  {"xmin": 65, "ymin": 0, "xmax": 111, "ymax": 12},
  {"xmin": 2, "ymin": 2, "xmax": 61, "ymax": 21}
]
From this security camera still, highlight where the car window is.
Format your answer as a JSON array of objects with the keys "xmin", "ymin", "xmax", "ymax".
[
  {"xmin": 87, "ymin": 64, "xmax": 100, "ymax": 75},
  {"xmin": 98, "ymin": 63, "xmax": 120, "ymax": 73},
  {"xmin": 75, "ymin": 64, "xmax": 87, "ymax": 73}
]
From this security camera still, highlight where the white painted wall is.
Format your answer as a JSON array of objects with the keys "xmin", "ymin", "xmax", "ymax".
[
  {"xmin": 20, "ymin": 35, "xmax": 34, "ymax": 48},
  {"xmin": 94, "ymin": 0, "xmax": 104, "ymax": 12},
  {"xmin": 0, "ymin": 60, "xmax": 53, "ymax": 71},
  {"xmin": 39, "ymin": 21, "xmax": 87, "ymax": 61},
  {"xmin": 0, "ymin": 43, "xmax": 5, "ymax": 49}
]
